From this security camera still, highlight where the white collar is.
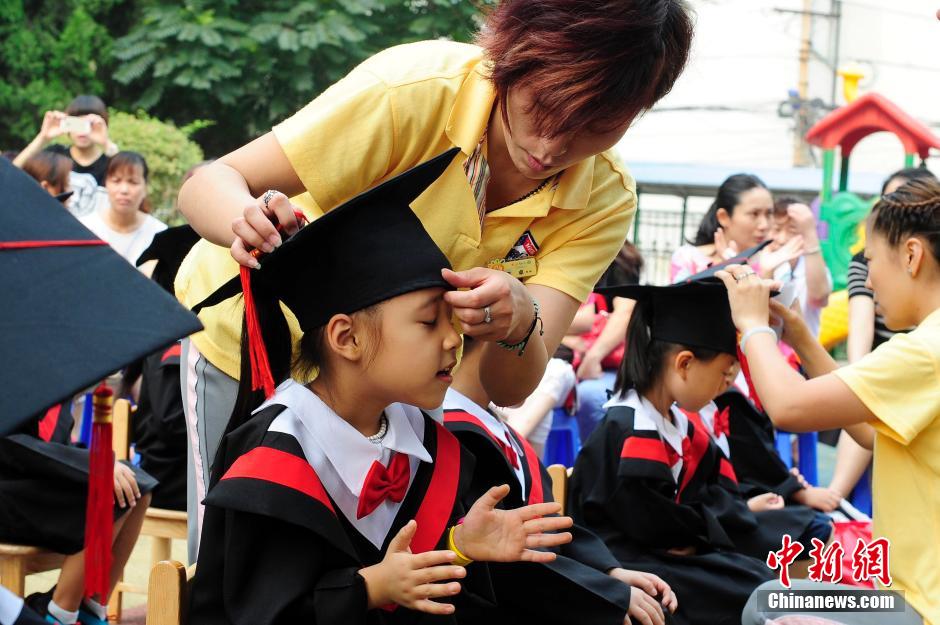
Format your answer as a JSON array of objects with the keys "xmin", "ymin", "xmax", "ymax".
[
  {"xmin": 257, "ymin": 379, "xmax": 432, "ymax": 495},
  {"xmin": 606, "ymin": 389, "xmax": 687, "ymax": 458},
  {"xmin": 444, "ymin": 388, "xmax": 509, "ymax": 437}
]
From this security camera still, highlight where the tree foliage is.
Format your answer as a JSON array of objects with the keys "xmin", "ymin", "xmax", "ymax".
[{"xmin": 112, "ymin": 0, "xmax": 493, "ymax": 155}]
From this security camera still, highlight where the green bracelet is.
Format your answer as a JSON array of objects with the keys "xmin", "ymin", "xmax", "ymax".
[{"xmin": 497, "ymin": 297, "xmax": 544, "ymax": 356}]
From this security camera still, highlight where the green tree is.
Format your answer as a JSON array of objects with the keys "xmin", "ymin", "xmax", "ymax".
[
  {"xmin": 0, "ymin": 0, "xmax": 136, "ymax": 150},
  {"xmin": 112, "ymin": 0, "xmax": 493, "ymax": 156}
]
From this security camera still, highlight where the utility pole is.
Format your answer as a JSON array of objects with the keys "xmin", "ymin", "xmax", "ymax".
[{"xmin": 794, "ymin": 0, "xmax": 814, "ymax": 167}]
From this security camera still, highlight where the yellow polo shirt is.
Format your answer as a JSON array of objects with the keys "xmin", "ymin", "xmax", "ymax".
[
  {"xmin": 175, "ymin": 40, "xmax": 636, "ymax": 379},
  {"xmin": 835, "ymin": 307, "xmax": 940, "ymax": 625}
]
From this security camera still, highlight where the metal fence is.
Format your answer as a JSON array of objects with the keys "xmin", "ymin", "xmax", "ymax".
[{"xmin": 630, "ymin": 193, "xmax": 709, "ymax": 285}]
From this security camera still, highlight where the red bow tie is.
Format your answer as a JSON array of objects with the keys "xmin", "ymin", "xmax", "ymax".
[
  {"xmin": 665, "ymin": 438, "xmax": 692, "ymax": 467},
  {"xmin": 500, "ymin": 432, "xmax": 520, "ymax": 469},
  {"xmin": 357, "ymin": 452, "xmax": 410, "ymax": 519},
  {"xmin": 713, "ymin": 407, "xmax": 731, "ymax": 438}
]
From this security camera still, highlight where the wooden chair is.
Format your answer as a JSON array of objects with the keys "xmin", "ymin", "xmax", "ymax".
[
  {"xmin": 109, "ymin": 399, "xmax": 189, "ymax": 621},
  {"xmin": 547, "ymin": 464, "xmax": 569, "ymax": 515},
  {"xmin": 145, "ymin": 561, "xmax": 195, "ymax": 625},
  {"xmin": 0, "ymin": 545, "xmax": 65, "ymax": 597}
]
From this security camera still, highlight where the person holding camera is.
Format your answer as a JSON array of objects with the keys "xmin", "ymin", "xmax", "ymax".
[{"xmin": 13, "ymin": 95, "xmax": 118, "ymax": 186}]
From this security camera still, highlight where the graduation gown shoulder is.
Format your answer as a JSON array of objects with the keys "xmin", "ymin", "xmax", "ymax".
[{"xmin": 191, "ymin": 404, "xmax": 493, "ymax": 625}]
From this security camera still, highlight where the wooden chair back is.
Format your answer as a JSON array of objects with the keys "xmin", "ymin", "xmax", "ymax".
[
  {"xmin": 547, "ymin": 464, "xmax": 568, "ymax": 514},
  {"xmin": 146, "ymin": 561, "xmax": 196, "ymax": 625}
]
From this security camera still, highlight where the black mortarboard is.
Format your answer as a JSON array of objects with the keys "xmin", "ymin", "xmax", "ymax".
[
  {"xmin": 136, "ymin": 224, "xmax": 201, "ymax": 293},
  {"xmin": 0, "ymin": 159, "xmax": 203, "ymax": 436},
  {"xmin": 596, "ymin": 280, "xmax": 737, "ymax": 354},
  {"xmin": 676, "ymin": 240, "xmax": 771, "ymax": 282},
  {"xmin": 194, "ymin": 148, "xmax": 458, "ymax": 331}
]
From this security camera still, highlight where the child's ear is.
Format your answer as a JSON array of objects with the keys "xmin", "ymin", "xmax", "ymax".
[
  {"xmin": 323, "ymin": 314, "xmax": 362, "ymax": 363},
  {"xmin": 674, "ymin": 350, "xmax": 695, "ymax": 381}
]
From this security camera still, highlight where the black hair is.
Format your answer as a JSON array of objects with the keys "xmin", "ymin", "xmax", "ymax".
[
  {"xmin": 880, "ymin": 166, "xmax": 937, "ymax": 196},
  {"xmin": 604, "ymin": 241, "xmax": 645, "ymax": 286},
  {"xmin": 772, "ymin": 195, "xmax": 806, "ymax": 218},
  {"xmin": 614, "ymin": 298, "xmax": 721, "ymax": 396},
  {"xmin": 691, "ymin": 174, "xmax": 768, "ymax": 246},
  {"xmin": 870, "ymin": 177, "xmax": 940, "ymax": 265},
  {"xmin": 66, "ymin": 95, "xmax": 108, "ymax": 124}
]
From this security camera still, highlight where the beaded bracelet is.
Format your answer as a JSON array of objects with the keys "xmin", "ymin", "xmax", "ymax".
[{"xmin": 497, "ymin": 297, "xmax": 544, "ymax": 356}]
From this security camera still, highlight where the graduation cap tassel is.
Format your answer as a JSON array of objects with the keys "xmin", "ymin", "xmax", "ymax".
[
  {"xmin": 240, "ymin": 265, "xmax": 276, "ymax": 398},
  {"xmin": 84, "ymin": 383, "xmax": 114, "ymax": 600}
]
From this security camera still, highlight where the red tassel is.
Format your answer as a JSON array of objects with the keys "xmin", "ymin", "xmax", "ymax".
[
  {"xmin": 240, "ymin": 265, "xmax": 276, "ymax": 398},
  {"xmin": 84, "ymin": 383, "xmax": 114, "ymax": 600}
]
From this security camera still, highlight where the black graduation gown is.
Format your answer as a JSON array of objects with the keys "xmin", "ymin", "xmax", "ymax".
[
  {"xmin": 715, "ymin": 390, "xmax": 803, "ymax": 500},
  {"xmin": 443, "ymin": 408, "xmax": 632, "ymax": 625},
  {"xmin": 681, "ymin": 409, "xmax": 822, "ymax": 563},
  {"xmin": 568, "ymin": 404, "xmax": 773, "ymax": 625},
  {"xmin": 0, "ymin": 401, "xmax": 158, "ymax": 554},
  {"xmin": 133, "ymin": 342, "xmax": 187, "ymax": 510},
  {"xmin": 189, "ymin": 405, "xmax": 496, "ymax": 625}
]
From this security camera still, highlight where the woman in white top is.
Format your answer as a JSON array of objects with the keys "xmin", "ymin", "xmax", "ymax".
[{"xmin": 80, "ymin": 151, "xmax": 166, "ymax": 266}]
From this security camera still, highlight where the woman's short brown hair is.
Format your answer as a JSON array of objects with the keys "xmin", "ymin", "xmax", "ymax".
[
  {"xmin": 478, "ymin": 0, "xmax": 694, "ymax": 137},
  {"xmin": 22, "ymin": 151, "xmax": 71, "ymax": 191}
]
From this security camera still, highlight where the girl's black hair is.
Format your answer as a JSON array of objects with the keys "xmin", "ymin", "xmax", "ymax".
[
  {"xmin": 614, "ymin": 298, "xmax": 721, "ymax": 396},
  {"xmin": 691, "ymin": 173, "xmax": 768, "ymax": 246},
  {"xmin": 880, "ymin": 166, "xmax": 936, "ymax": 196}
]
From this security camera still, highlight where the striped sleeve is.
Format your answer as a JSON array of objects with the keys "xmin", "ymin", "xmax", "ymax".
[{"xmin": 847, "ymin": 251, "xmax": 873, "ymax": 299}]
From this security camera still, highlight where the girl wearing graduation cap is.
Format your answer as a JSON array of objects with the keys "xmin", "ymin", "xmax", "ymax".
[
  {"xmin": 722, "ymin": 179, "xmax": 940, "ymax": 625},
  {"xmin": 189, "ymin": 151, "xmax": 574, "ymax": 625},
  {"xmin": 566, "ymin": 279, "xmax": 776, "ymax": 625},
  {"xmin": 175, "ymin": 0, "xmax": 696, "ymax": 560}
]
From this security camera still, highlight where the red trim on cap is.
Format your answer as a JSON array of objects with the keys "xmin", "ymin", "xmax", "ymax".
[
  {"xmin": 222, "ymin": 446, "xmax": 334, "ymax": 513},
  {"xmin": 411, "ymin": 423, "xmax": 460, "ymax": 554},
  {"xmin": 161, "ymin": 343, "xmax": 182, "ymax": 362},
  {"xmin": 719, "ymin": 458, "xmax": 738, "ymax": 484},
  {"xmin": 620, "ymin": 437, "xmax": 670, "ymax": 464},
  {"xmin": 0, "ymin": 240, "xmax": 108, "ymax": 250}
]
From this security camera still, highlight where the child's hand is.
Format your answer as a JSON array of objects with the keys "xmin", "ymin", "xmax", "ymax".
[
  {"xmin": 455, "ymin": 484, "xmax": 573, "ymax": 562},
  {"xmin": 609, "ymin": 568, "xmax": 678, "ymax": 614},
  {"xmin": 790, "ymin": 467, "xmax": 811, "ymax": 489},
  {"xmin": 359, "ymin": 520, "xmax": 465, "ymax": 614},
  {"xmin": 113, "ymin": 462, "xmax": 141, "ymax": 508},
  {"xmin": 759, "ymin": 235, "xmax": 804, "ymax": 277},
  {"xmin": 625, "ymin": 587, "xmax": 666, "ymax": 625},
  {"xmin": 748, "ymin": 492, "xmax": 785, "ymax": 512},
  {"xmin": 793, "ymin": 486, "xmax": 842, "ymax": 512}
]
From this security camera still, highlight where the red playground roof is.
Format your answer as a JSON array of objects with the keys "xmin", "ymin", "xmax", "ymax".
[{"xmin": 805, "ymin": 92, "xmax": 940, "ymax": 159}]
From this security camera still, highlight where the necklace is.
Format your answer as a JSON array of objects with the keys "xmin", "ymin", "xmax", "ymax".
[
  {"xmin": 491, "ymin": 175, "xmax": 555, "ymax": 211},
  {"xmin": 366, "ymin": 414, "xmax": 389, "ymax": 444}
]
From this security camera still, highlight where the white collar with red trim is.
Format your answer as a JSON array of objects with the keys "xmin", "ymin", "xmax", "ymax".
[
  {"xmin": 443, "ymin": 388, "xmax": 526, "ymax": 492},
  {"xmin": 606, "ymin": 389, "xmax": 688, "ymax": 480},
  {"xmin": 697, "ymin": 401, "xmax": 730, "ymax": 457}
]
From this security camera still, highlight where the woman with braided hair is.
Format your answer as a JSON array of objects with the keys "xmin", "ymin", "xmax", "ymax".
[{"xmin": 720, "ymin": 178, "xmax": 940, "ymax": 625}]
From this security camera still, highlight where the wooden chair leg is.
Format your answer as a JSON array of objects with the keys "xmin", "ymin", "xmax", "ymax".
[
  {"xmin": 0, "ymin": 557, "xmax": 26, "ymax": 596},
  {"xmin": 151, "ymin": 537, "xmax": 171, "ymax": 565},
  {"xmin": 107, "ymin": 571, "xmax": 124, "ymax": 622}
]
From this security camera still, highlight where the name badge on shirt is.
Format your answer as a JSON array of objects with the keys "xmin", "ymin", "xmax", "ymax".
[{"xmin": 488, "ymin": 230, "xmax": 539, "ymax": 278}]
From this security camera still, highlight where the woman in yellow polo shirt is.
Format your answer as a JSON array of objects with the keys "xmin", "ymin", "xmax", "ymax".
[
  {"xmin": 174, "ymin": 0, "xmax": 696, "ymax": 559},
  {"xmin": 720, "ymin": 178, "xmax": 940, "ymax": 625}
]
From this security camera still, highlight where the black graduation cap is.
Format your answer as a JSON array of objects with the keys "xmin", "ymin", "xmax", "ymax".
[
  {"xmin": 596, "ymin": 279, "xmax": 737, "ymax": 355},
  {"xmin": 136, "ymin": 224, "xmax": 201, "ymax": 293},
  {"xmin": 0, "ymin": 159, "xmax": 203, "ymax": 436},
  {"xmin": 194, "ymin": 148, "xmax": 458, "ymax": 332}
]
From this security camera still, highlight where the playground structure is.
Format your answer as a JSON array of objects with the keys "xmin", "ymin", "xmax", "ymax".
[{"xmin": 807, "ymin": 85, "xmax": 940, "ymax": 348}]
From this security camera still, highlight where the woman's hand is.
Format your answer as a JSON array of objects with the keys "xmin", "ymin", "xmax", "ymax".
[
  {"xmin": 769, "ymin": 299, "xmax": 814, "ymax": 350},
  {"xmin": 359, "ymin": 520, "xmax": 464, "ymax": 614},
  {"xmin": 230, "ymin": 190, "xmax": 304, "ymax": 268},
  {"xmin": 715, "ymin": 264, "xmax": 780, "ymax": 333},
  {"xmin": 87, "ymin": 114, "xmax": 110, "ymax": 147},
  {"xmin": 747, "ymin": 492, "xmax": 785, "ymax": 512},
  {"xmin": 576, "ymin": 353, "xmax": 604, "ymax": 380},
  {"xmin": 454, "ymin": 484, "xmax": 573, "ymax": 562},
  {"xmin": 758, "ymin": 235, "xmax": 804, "ymax": 278},
  {"xmin": 39, "ymin": 110, "xmax": 68, "ymax": 143},
  {"xmin": 442, "ymin": 268, "xmax": 535, "ymax": 343},
  {"xmin": 609, "ymin": 568, "xmax": 677, "ymax": 615},
  {"xmin": 792, "ymin": 486, "xmax": 842, "ymax": 512},
  {"xmin": 113, "ymin": 462, "xmax": 141, "ymax": 509}
]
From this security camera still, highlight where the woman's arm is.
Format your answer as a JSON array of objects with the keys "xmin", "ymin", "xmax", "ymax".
[
  {"xmin": 178, "ymin": 133, "xmax": 306, "ymax": 248},
  {"xmin": 847, "ymin": 295, "xmax": 876, "ymax": 364}
]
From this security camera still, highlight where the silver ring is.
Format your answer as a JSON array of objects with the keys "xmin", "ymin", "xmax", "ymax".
[
  {"xmin": 735, "ymin": 270, "xmax": 756, "ymax": 282},
  {"xmin": 483, "ymin": 306, "xmax": 492, "ymax": 324},
  {"xmin": 262, "ymin": 189, "xmax": 277, "ymax": 210}
]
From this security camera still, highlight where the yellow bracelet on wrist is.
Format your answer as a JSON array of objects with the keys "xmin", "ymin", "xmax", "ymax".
[{"xmin": 447, "ymin": 525, "xmax": 474, "ymax": 566}]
